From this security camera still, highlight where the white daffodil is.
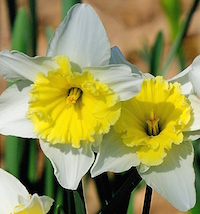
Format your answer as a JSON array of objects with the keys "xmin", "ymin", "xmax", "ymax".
[
  {"xmin": 168, "ymin": 54, "xmax": 200, "ymax": 141},
  {"xmin": 0, "ymin": 4, "xmax": 143, "ymax": 190},
  {"xmin": 91, "ymin": 51, "xmax": 200, "ymax": 211},
  {"xmin": 0, "ymin": 168, "xmax": 53, "ymax": 214},
  {"xmin": 188, "ymin": 55, "xmax": 200, "ymax": 95},
  {"xmin": 171, "ymin": 55, "xmax": 200, "ymax": 96}
]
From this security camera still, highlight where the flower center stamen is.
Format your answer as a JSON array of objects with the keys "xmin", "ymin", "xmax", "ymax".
[
  {"xmin": 146, "ymin": 109, "xmax": 160, "ymax": 136},
  {"xmin": 66, "ymin": 87, "xmax": 82, "ymax": 106}
]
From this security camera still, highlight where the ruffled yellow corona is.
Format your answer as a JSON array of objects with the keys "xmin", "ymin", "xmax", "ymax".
[
  {"xmin": 26, "ymin": 56, "xmax": 120, "ymax": 148},
  {"xmin": 115, "ymin": 76, "xmax": 191, "ymax": 166}
]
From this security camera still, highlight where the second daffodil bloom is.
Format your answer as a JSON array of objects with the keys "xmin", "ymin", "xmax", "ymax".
[
  {"xmin": 0, "ymin": 168, "xmax": 53, "ymax": 214},
  {"xmin": 91, "ymin": 53, "xmax": 200, "ymax": 212},
  {"xmin": 188, "ymin": 55, "xmax": 200, "ymax": 96},
  {"xmin": 0, "ymin": 4, "xmax": 142, "ymax": 189}
]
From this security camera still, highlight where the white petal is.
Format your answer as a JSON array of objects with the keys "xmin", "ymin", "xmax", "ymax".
[
  {"xmin": 143, "ymin": 72, "xmax": 154, "ymax": 78},
  {"xmin": 39, "ymin": 195, "xmax": 54, "ymax": 213},
  {"xmin": 83, "ymin": 65, "xmax": 143, "ymax": 101},
  {"xmin": 110, "ymin": 46, "xmax": 143, "ymax": 75},
  {"xmin": 0, "ymin": 50, "xmax": 58, "ymax": 82},
  {"xmin": 0, "ymin": 168, "xmax": 30, "ymax": 214},
  {"xmin": 183, "ymin": 97, "xmax": 200, "ymax": 141},
  {"xmin": 39, "ymin": 140, "xmax": 95, "ymax": 190},
  {"xmin": 184, "ymin": 130, "xmax": 200, "ymax": 141},
  {"xmin": 91, "ymin": 128, "xmax": 140, "ymax": 177},
  {"xmin": 184, "ymin": 95, "xmax": 200, "ymax": 132},
  {"xmin": 92, "ymin": 134, "xmax": 103, "ymax": 148},
  {"xmin": 189, "ymin": 55, "xmax": 200, "ymax": 96},
  {"xmin": 168, "ymin": 65, "xmax": 193, "ymax": 96},
  {"xmin": 0, "ymin": 81, "xmax": 36, "ymax": 138},
  {"xmin": 139, "ymin": 141, "xmax": 195, "ymax": 212},
  {"xmin": 20, "ymin": 194, "xmax": 54, "ymax": 213},
  {"xmin": 46, "ymin": 4, "xmax": 110, "ymax": 67},
  {"xmin": 110, "ymin": 46, "xmax": 155, "ymax": 88}
]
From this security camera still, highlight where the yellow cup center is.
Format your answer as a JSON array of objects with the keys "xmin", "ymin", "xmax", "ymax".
[
  {"xmin": 66, "ymin": 87, "xmax": 82, "ymax": 107},
  {"xmin": 146, "ymin": 110, "xmax": 160, "ymax": 136}
]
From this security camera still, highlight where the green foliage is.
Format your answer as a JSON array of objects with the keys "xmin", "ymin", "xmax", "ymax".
[
  {"xmin": 73, "ymin": 191, "xmax": 86, "ymax": 214},
  {"xmin": 4, "ymin": 137, "xmax": 25, "ymax": 177},
  {"xmin": 160, "ymin": 0, "xmax": 181, "ymax": 38},
  {"xmin": 126, "ymin": 191, "xmax": 135, "ymax": 214},
  {"xmin": 44, "ymin": 159, "xmax": 55, "ymax": 198},
  {"xmin": 28, "ymin": 140, "xmax": 38, "ymax": 183},
  {"xmin": 11, "ymin": 8, "xmax": 32, "ymax": 55},
  {"xmin": 56, "ymin": 205, "xmax": 65, "ymax": 214},
  {"xmin": 150, "ymin": 31, "xmax": 164, "ymax": 76}
]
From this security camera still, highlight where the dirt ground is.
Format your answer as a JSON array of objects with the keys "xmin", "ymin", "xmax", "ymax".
[{"xmin": 0, "ymin": 0, "xmax": 200, "ymax": 213}]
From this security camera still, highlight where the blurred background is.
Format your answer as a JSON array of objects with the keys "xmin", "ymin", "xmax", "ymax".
[
  {"xmin": 1, "ymin": 0, "xmax": 200, "ymax": 74},
  {"xmin": 0, "ymin": 0, "xmax": 200, "ymax": 213}
]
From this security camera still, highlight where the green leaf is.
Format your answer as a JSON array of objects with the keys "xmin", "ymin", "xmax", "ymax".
[
  {"xmin": 27, "ymin": 139, "xmax": 38, "ymax": 183},
  {"xmin": 126, "ymin": 191, "xmax": 135, "ymax": 214},
  {"xmin": 54, "ymin": 187, "xmax": 64, "ymax": 213},
  {"xmin": 190, "ymin": 199, "xmax": 200, "ymax": 214},
  {"xmin": 11, "ymin": 8, "xmax": 32, "ymax": 54},
  {"xmin": 160, "ymin": 0, "xmax": 181, "ymax": 38},
  {"xmin": 28, "ymin": 0, "xmax": 37, "ymax": 56},
  {"xmin": 44, "ymin": 159, "xmax": 55, "ymax": 198},
  {"xmin": 56, "ymin": 205, "xmax": 65, "ymax": 214},
  {"xmin": 101, "ymin": 168, "xmax": 142, "ymax": 214},
  {"xmin": 150, "ymin": 31, "xmax": 164, "ymax": 76},
  {"xmin": 4, "ymin": 137, "xmax": 25, "ymax": 178},
  {"xmin": 73, "ymin": 191, "xmax": 86, "ymax": 214}
]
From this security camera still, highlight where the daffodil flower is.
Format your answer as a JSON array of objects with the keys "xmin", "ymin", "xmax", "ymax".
[
  {"xmin": 168, "ymin": 54, "xmax": 200, "ymax": 141},
  {"xmin": 0, "ymin": 168, "xmax": 53, "ymax": 214},
  {"xmin": 91, "ymin": 52, "xmax": 200, "ymax": 211},
  {"xmin": 188, "ymin": 55, "xmax": 200, "ymax": 96},
  {"xmin": 0, "ymin": 4, "xmax": 143, "ymax": 189}
]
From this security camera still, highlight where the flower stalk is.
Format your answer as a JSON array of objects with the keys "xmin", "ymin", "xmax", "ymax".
[
  {"xmin": 142, "ymin": 185, "xmax": 153, "ymax": 214},
  {"xmin": 100, "ymin": 168, "xmax": 142, "ymax": 214}
]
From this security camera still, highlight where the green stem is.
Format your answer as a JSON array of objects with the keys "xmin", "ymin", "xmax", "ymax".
[
  {"xmin": 177, "ymin": 47, "xmax": 186, "ymax": 71},
  {"xmin": 28, "ymin": 140, "xmax": 37, "ymax": 183},
  {"xmin": 56, "ymin": 205, "xmax": 65, "ymax": 214},
  {"xmin": 6, "ymin": 0, "xmax": 17, "ymax": 28},
  {"xmin": 44, "ymin": 159, "xmax": 55, "ymax": 198},
  {"xmin": 142, "ymin": 185, "xmax": 153, "ymax": 214},
  {"xmin": 94, "ymin": 173, "xmax": 112, "ymax": 209},
  {"xmin": 75, "ymin": 180, "xmax": 87, "ymax": 213},
  {"xmin": 29, "ymin": 0, "xmax": 37, "ymax": 56},
  {"xmin": 100, "ymin": 168, "xmax": 142, "ymax": 214}
]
